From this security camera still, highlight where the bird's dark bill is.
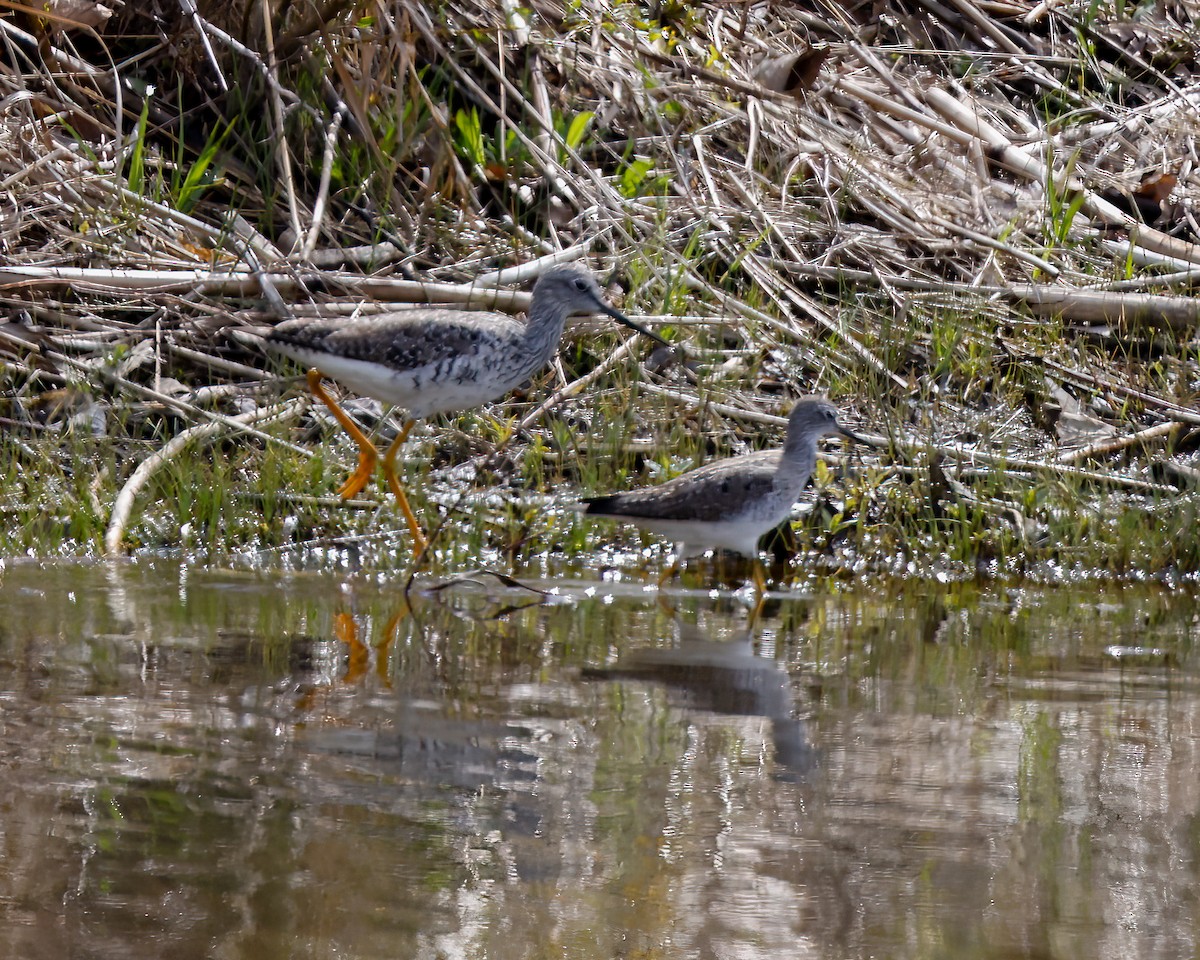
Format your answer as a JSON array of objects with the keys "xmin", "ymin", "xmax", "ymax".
[{"xmin": 603, "ymin": 305, "xmax": 672, "ymax": 348}]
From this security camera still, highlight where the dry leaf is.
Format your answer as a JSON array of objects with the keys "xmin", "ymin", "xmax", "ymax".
[
  {"xmin": 43, "ymin": 0, "xmax": 114, "ymax": 32},
  {"xmin": 753, "ymin": 45, "xmax": 831, "ymax": 96}
]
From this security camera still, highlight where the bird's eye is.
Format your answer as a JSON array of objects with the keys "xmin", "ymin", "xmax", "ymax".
[{"xmin": 573, "ymin": 278, "xmax": 588, "ymax": 291}]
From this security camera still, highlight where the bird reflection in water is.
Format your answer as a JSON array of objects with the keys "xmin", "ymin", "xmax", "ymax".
[
  {"xmin": 583, "ymin": 620, "xmax": 817, "ymax": 781},
  {"xmin": 291, "ymin": 605, "xmax": 409, "ymax": 712},
  {"xmin": 301, "ymin": 570, "xmax": 547, "ymax": 705},
  {"xmin": 332, "ymin": 610, "xmax": 405, "ymax": 687},
  {"xmin": 294, "ymin": 600, "xmax": 545, "ymax": 812}
]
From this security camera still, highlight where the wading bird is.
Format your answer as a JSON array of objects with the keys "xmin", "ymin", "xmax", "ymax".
[
  {"xmin": 578, "ymin": 397, "xmax": 860, "ymax": 591},
  {"xmin": 239, "ymin": 265, "xmax": 669, "ymax": 558}
]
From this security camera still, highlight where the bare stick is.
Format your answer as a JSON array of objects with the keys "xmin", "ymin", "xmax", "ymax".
[
  {"xmin": 922, "ymin": 86, "xmax": 1200, "ymax": 267},
  {"xmin": 261, "ymin": 0, "xmax": 304, "ymax": 250},
  {"xmin": 1058, "ymin": 421, "xmax": 1183, "ymax": 465},
  {"xmin": 299, "ymin": 104, "xmax": 346, "ymax": 261},
  {"xmin": 105, "ymin": 400, "xmax": 301, "ymax": 556},
  {"xmin": 176, "ymin": 0, "xmax": 229, "ymax": 92},
  {"xmin": 637, "ymin": 383, "xmax": 1177, "ymax": 495}
]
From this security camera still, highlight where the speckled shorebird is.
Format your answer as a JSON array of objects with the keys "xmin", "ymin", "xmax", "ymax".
[
  {"xmin": 577, "ymin": 397, "xmax": 861, "ymax": 591},
  {"xmin": 244, "ymin": 265, "xmax": 668, "ymax": 558}
]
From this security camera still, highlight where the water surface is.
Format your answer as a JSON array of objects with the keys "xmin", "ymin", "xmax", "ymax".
[{"xmin": 0, "ymin": 559, "xmax": 1197, "ymax": 959}]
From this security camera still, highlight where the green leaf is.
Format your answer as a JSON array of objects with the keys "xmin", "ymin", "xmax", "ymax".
[
  {"xmin": 177, "ymin": 121, "xmax": 231, "ymax": 213},
  {"xmin": 619, "ymin": 157, "xmax": 654, "ymax": 198},
  {"xmin": 127, "ymin": 96, "xmax": 151, "ymax": 196},
  {"xmin": 564, "ymin": 111, "xmax": 594, "ymax": 151},
  {"xmin": 454, "ymin": 107, "xmax": 485, "ymax": 168}
]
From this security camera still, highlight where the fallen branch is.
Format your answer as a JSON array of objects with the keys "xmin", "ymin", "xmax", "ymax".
[
  {"xmin": 105, "ymin": 399, "xmax": 302, "ymax": 556},
  {"xmin": 0, "ymin": 264, "xmax": 531, "ymax": 310},
  {"xmin": 512, "ymin": 337, "xmax": 642, "ymax": 435},
  {"xmin": 1004, "ymin": 285, "xmax": 1200, "ymax": 332},
  {"xmin": 923, "ymin": 86, "xmax": 1200, "ymax": 269},
  {"xmin": 1057, "ymin": 420, "xmax": 1182, "ymax": 465},
  {"xmin": 999, "ymin": 340, "xmax": 1200, "ymax": 427}
]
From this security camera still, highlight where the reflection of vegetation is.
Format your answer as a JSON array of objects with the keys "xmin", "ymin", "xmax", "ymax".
[
  {"xmin": 0, "ymin": 561, "xmax": 1197, "ymax": 956},
  {"xmin": 1018, "ymin": 709, "xmax": 1064, "ymax": 824}
]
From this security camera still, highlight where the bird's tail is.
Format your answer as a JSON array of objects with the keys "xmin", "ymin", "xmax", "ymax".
[
  {"xmin": 226, "ymin": 324, "xmax": 273, "ymax": 350},
  {"xmin": 577, "ymin": 494, "xmax": 627, "ymax": 516}
]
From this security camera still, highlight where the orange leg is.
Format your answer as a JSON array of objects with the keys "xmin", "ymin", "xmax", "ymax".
[
  {"xmin": 376, "ymin": 604, "xmax": 411, "ymax": 685},
  {"xmin": 306, "ymin": 368, "xmax": 378, "ymax": 499},
  {"xmin": 334, "ymin": 612, "xmax": 369, "ymax": 685},
  {"xmin": 382, "ymin": 420, "xmax": 428, "ymax": 557}
]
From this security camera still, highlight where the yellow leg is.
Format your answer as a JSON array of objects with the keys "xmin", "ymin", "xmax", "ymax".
[
  {"xmin": 382, "ymin": 420, "xmax": 429, "ymax": 557},
  {"xmin": 655, "ymin": 591, "xmax": 679, "ymax": 618},
  {"xmin": 748, "ymin": 590, "xmax": 766, "ymax": 625},
  {"xmin": 745, "ymin": 562, "xmax": 768, "ymax": 625},
  {"xmin": 751, "ymin": 560, "xmax": 767, "ymax": 595},
  {"xmin": 306, "ymin": 368, "xmax": 378, "ymax": 499}
]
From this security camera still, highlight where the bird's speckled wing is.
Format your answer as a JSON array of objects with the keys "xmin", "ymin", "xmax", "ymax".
[
  {"xmin": 583, "ymin": 451, "xmax": 783, "ymax": 523},
  {"xmin": 266, "ymin": 310, "xmax": 525, "ymax": 371}
]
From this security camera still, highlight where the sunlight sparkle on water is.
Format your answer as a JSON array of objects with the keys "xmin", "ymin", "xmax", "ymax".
[{"xmin": 0, "ymin": 559, "xmax": 1195, "ymax": 960}]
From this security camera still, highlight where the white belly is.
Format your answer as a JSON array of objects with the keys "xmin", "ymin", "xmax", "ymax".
[
  {"xmin": 619, "ymin": 516, "xmax": 774, "ymax": 558},
  {"xmin": 279, "ymin": 348, "xmax": 524, "ymax": 418}
]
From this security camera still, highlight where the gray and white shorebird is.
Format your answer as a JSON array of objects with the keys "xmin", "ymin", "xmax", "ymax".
[
  {"xmin": 238, "ymin": 264, "xmax": 669, "ymax": 558},
  {"xmin": 577, "ymin": 397, "xmax": 861, "ymax": 590}
]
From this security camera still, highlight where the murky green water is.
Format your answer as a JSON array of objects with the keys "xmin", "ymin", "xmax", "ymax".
[{"xmin": 0, "ymin": 559, "xmax": 1197, "ymax": 959}]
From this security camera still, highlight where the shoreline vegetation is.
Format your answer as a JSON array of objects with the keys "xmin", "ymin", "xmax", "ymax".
[{"xmin": 1, "ymin": 0, "xmax": 1198, "ymax": 582}]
